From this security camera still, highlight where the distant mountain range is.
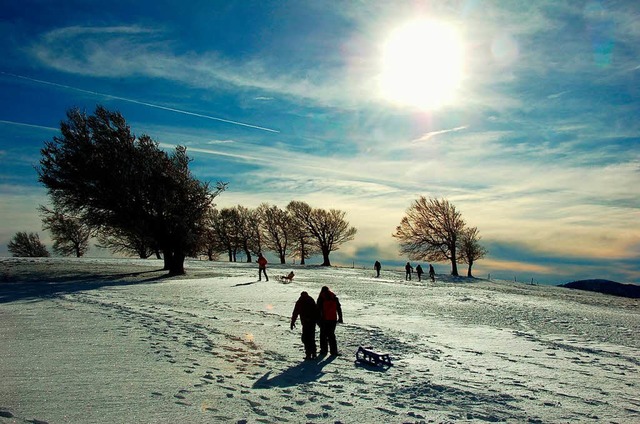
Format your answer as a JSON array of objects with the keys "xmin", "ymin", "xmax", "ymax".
[{"xmin": 560, "ymin": 279, "xmax": 640, "ymax": 298}]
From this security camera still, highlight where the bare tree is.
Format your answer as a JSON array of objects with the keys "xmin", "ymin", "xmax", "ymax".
[
  {"xmin": 210, "ymin": 208, "xmax": 237, "ymax": 262},
  {"xmin": 306, "ymin": 207, "xmax": 357, "ymax": 266},
  {"xmin": 39, "ymin": 206, "xmax": 91, "ymax": 257},
  {"xmin": 257, "ymin": 203, "xmax": 291, "ymax": 264},
  {"xmin": 393, "ymin": 197, "xmax": 465, "ymax": 276},
  {"xmin": 458, "ymin": 226, "xmax": 487, "ymax": 277},
  {"xmin": 286, "ymin": 201, "xmax": 317, "ymax": 265},
  {"xmin": 197, "ymin": 207, "xmax": 224, "ymax": 261},
  {"xmin": 8, "ymin": 232, "xmax": 50, "ymax": 257},
  {"xmin": 235, "ymin": 205, "xmax": 261, "ymax": 262}
]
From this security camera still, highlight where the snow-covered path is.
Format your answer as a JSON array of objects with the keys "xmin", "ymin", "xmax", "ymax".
[{"xmin": 1, "ymin": 258, "xmax": 639, "ymax": 423}]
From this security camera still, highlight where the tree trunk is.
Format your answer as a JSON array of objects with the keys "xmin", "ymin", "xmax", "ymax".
[
  {"xmin": 450, "ymin": 246, "xmax": 459, "ymax": 276},
  {"xmin": 163, "ymin": 251, "xmax": 172, "ymax": 270},
  {"xmin": 467, "ymin": 260, "xmax": 473, "ymax": 277},
  {"xmin": 279, "ymin": 253, "xmax": 286, "ymax": 264},
  {"xmin": 321, "ymin": 248, "xmax": 331, "ymax": 266},
  {"xmin": 161, "ymin": 250, "xmax": 186, "ymax": 274},
  {"xmin": 168, "ymin": 251, "xmax": 185, "ymax": 275},
  {"xmin": 300, "ymin": 241, "xmax": 306, "ymax": 265},
  {"xmin": 450, "ymin": 258, "xmax": 459, "ymax": 276}
]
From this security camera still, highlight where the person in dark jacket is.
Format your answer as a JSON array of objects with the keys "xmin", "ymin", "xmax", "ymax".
[
  {"xmin": 405, "ymin": 262, "xmax": 413, "ymax": 280},
  {"xmin": 316, "ymin": 286, "xmax": 343, "ymax": 356},
  {"xmin": 374, "ymin": 260, "xmax": 381, "ymax": 278},
  {"xmin": 290, "ymin": 291, "xmax": 318, "ymax": 359},
  {"xmin": 429, "ymin": 264, "xmax": 435, "ymax": 282},
  {"xmin": 416, "ymin": 264, "xmax": 424, "ymax": 281}
]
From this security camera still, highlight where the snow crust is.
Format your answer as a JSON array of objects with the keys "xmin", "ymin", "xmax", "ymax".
[{"xmin": 1, "ymin": 257, "xmax": 639, "ymax": 423}]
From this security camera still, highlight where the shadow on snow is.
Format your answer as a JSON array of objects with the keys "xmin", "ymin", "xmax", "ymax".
[
  {"xmin": 253, "ymin": 356, "xmax": 337, "ymax": 388},
  {"xmin": 0, "ymin": 268, "xmax": 169, "ymax": 304}
]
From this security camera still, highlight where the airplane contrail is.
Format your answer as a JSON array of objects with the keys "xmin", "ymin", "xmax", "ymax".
[
  {"xmin": 1, "ymin": 71, "xmax": 280, "ymax": 133},
  {"xmin": 0, "ymin": 119, "xmax": 58, "ymax": 131}
]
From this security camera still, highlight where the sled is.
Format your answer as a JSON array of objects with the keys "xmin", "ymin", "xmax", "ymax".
[
  {"xmin": 355, "ymin": 346, "xmax": 392, "ymax": 366},
  {"xmin": 279, "ymin": 272, "xmax": 295, "ymax": 283}
]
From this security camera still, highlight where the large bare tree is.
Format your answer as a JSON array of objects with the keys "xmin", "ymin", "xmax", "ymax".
[{"xmin": 393, "ymin": 197, "xmax": 466, "ymax": 276}]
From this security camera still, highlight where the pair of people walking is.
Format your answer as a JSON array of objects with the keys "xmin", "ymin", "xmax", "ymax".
[{"xmin": 290, "ymin": 286, "xmax": 343, "ymax": 360}]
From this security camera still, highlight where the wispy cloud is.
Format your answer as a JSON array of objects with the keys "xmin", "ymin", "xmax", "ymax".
[
  {"xmin": 1, "ymin": 71, "xmax": 280, "ymax": 133},
  {"xmin": 206, "ymin": 139, "xmax": 235, "ymax": 145},
  {"xmin": 411, "ymin": 126, "xmax": 468, "ymax": 143}
]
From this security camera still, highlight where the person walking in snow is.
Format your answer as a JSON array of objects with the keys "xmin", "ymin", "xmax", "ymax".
[
  {"xmin": 290, "ymin": 291, "xmax": 319, "ymax": 360},
  {"xmin": 317, "ymin": 286, "xmax": 343, "ymax": 356},
  {"xmin": 429, "ymin": 264, "xmax": 435, "ymax": 282},
  {"xmin": 257, "ymin": 253, "xmax": 269, "ymax": 281},
  {"xmin": 374, "ymin": 260, "xmax": 381, "ymax": 278},
  {"xmin": 416, "ymin": 264, "xmax": 424, "ymax": 282},
  {"xmin": 405, "ymin": 262, "xmax": 413, "ymax": 280}
]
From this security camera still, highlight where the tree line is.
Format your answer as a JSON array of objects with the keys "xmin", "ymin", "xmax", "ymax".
[
  {"xmin": 9, "ymin": 106, "xmax": 357, "ymax": 273},
  {"xmin": 7, "ymin": 106, "xmax": 486, "ymax": 277}
]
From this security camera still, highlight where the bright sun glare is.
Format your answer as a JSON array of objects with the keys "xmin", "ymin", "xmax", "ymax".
[{"xmin": 379, "ymin": 20, "xmax": 464, "ymax": 110}]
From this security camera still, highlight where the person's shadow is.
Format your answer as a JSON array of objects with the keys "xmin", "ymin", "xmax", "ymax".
[{"xmin": 252, "ymin": 355, "xmax": 336, "ymax": 388}]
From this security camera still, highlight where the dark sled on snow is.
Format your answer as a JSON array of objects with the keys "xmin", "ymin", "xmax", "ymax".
[{"xmin": 355, "ymin": 346, "xmax": 392, "ymax": 367}]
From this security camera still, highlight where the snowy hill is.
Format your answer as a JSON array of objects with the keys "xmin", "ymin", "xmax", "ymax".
[{"xmin": 1, "ymin": 257, "xmax": 639, "ymax": 423}]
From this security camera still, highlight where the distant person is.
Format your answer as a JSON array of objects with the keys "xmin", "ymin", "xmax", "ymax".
[
  {"xmin": 257, "ymin": 253, "xmax": 269, "ymax": 281},
  {"xmin": 429, "ymin": 264, "xmax": 435, "ymax": 282},
  {"xmin": 405, "ymin": 262, "xmax": 413, "ymax": 280},
  {"xmin": 317, "ymin": 286, "xmax": 343, "ymax": 356},
  {"xmin": 416, "ymin": 264, "xmax": 423, "ymax": 282},
  {"xmin": 290, "ymin": 291, "xmax": 319, "ymax": 360},
  {"xmin": 374, "ymin": 260, "xmax": 381, "ymax": 278}
]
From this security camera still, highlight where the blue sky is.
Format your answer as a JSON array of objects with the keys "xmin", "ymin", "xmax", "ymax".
[{"xmin": 1, "ymin": 1, "xmax": 638, "ymax": 284}]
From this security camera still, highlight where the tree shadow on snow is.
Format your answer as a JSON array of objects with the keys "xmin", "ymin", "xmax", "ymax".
[
  {"xmin": 0, "ymin": 268, "xmax": 169, "ymax": 304},
  {"xmin": 252, "ymin": 356, "xmax": 337, "ymax": 388}
]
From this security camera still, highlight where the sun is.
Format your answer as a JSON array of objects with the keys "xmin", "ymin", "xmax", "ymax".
[{"xmin": 379, "ymin": 20, "xmax": 464, "ymax": 110}]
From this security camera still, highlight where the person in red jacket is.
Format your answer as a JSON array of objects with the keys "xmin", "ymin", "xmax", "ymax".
[
  {"xmin": 257, "ymin": 253, "xmax": 268, "ymax": 281},
  {"xmin": 316, "ymin": 286, "xmax": 343, "ymax": 356},
  {"xmin": 290, "ymin": 291, "xmax": 319, "ymax": 360}
]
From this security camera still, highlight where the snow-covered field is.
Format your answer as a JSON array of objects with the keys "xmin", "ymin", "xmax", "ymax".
[{"xmin": 1, "ymin": 257, "xmax": 639, "ymax": 424}]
